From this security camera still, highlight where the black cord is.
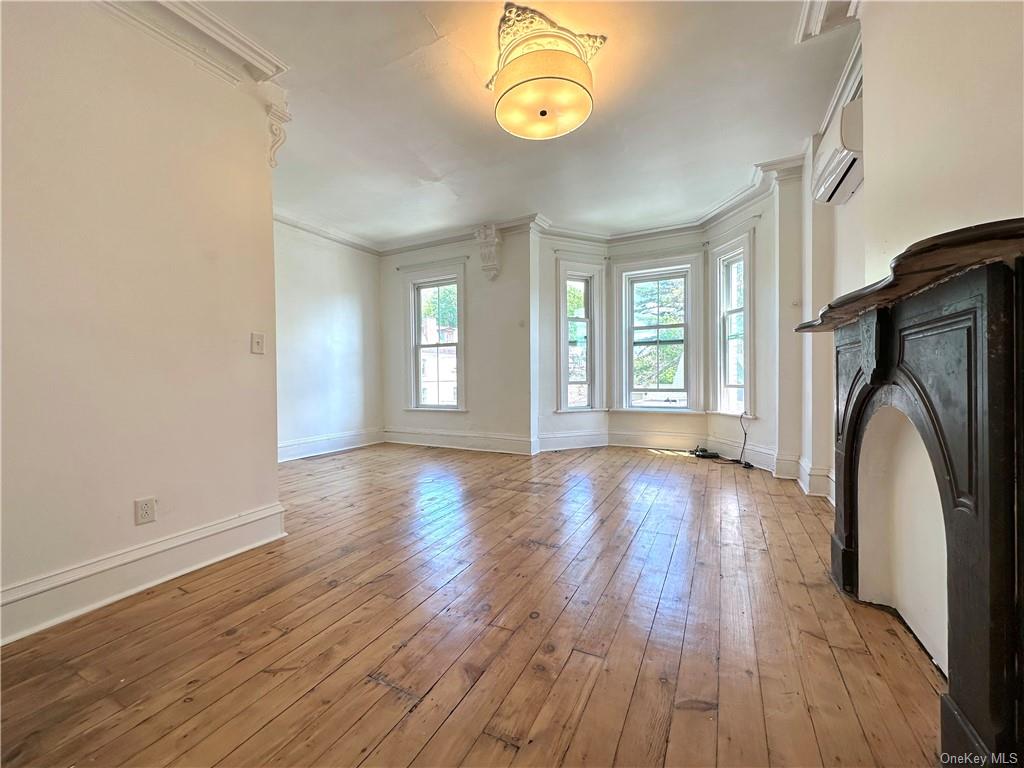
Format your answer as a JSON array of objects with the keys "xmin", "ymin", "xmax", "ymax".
[{"xmin": 738, "ymin": 411, "xmax": 749, "ymax": 464}]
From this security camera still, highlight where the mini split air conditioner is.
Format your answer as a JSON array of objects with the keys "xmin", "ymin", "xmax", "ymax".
[{"xmin": 813, "ymin": 97, "xmax": 863, "ymax": 205}]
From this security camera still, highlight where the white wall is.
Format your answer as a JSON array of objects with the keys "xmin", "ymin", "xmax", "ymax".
[
  {"xmin": 275, "ymin": 222, "xmax": 382, "ymax": 461},
  {"xmin": 861, "ymin": 1, "xmax": 1024, "ymax": 282},
  {"xmin": 857, "ymin": 407, "xmax": 948, "ymax": 672},
  {"xmin": 1, "ymin": 3, "xmax": 283, "ymax": 641},
  {"xmin": 378, "ymin": 229, "xmax": 535, "ymax": 454},
  {"xmin": 832, "ymin": 184, "xmax": 864, "ymax": 297}
]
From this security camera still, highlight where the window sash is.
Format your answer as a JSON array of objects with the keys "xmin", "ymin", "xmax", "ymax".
[
  {"xmin": 414, "ymin": 280, "xmax": 459, "ymax": 408},
  {"xmin": 717, "ymin": 249, "xmax": 746, "ymax": 411},
  {"xmin": 626, "ymin": 271, "xmax": 688, "ymax": 406}
]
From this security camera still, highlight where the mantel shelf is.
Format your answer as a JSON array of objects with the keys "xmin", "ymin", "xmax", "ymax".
[{"xmin": 796, "ymin": 218, "xmax": 1024, "ymax": 332}]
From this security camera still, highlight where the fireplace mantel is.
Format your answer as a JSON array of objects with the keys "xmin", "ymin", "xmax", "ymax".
[
  {"xmin": 796, "ymin": 218, "xmax": 1022, "ymax": 759},
  {"xmin": 798, "ymin": 218, "xmax": 1024, "ymax": 332}
]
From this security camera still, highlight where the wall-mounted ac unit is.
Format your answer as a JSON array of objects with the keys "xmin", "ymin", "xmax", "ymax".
[{"xmin": 813, "ymin": 98, "xmax": 863, "ymax": 205}]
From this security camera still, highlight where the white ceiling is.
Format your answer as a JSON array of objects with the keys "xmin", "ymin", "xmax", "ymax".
[{"xmin": 212, "ymin": 2, "xmax": 857, "ymax": 249}]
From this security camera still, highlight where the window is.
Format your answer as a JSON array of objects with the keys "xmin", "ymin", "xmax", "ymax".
[
  {"xmin": 719, "ymin": 254, "xmax": 745, "ymax": 413},
  {"xmin": 711, "ymin": 231, "xmax": 752, "ymax": 416},
  {"xmin": 565, "ymin": 278, "xmax": 591, "ymax": 408},
  {"xmin": 557, "ymin": 256, "xmax": 604, "ymax": 412},
  {"xmin": 414, "ymin": 280, "xmax": 460, "ymax": 408},
  {"xmin": 627, "ymin": 271, "xmax": 688, "ymax": 408}
]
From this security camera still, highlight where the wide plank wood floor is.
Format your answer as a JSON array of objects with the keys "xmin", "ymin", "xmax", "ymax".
[{"xmin": 1, "ymin": 444, "xmax": 946, "ymax": 767}]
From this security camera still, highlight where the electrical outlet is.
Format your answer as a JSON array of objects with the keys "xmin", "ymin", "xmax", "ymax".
[
  {"xmin": 134, "ymin": 497, "xmax": 157, "ymax": 525},
  {"xmin": 250, "ymin": 332, "xmax": 266, "ymax": 355}
]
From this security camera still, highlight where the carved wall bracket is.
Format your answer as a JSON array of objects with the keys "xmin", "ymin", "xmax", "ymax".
[
  {"xmin": 475, "ymin": 225, "xmax": 502, "ymax": 280},
  {"xmin": 267, "ymin": 104, "xmax": 291, "ymax": 169}
]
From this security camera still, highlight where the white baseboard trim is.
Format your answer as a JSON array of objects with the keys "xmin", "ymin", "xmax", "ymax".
[
  {"xmin": 772, "ymin": 452, "xmax": 802, "ymax": 480},
  {"xmin": 382, "ymin": 427, "xmax": 535, "ymax": 455},
  {"xmin": 827, "ymin": 469, "xmax": 836, "ymax": 507},
  {"xmin": 607, "ymin": 429, "xmax": 704, "ymax": 451},
  {"xmin": 797, "ymin": 457, "xmax": 834, "ymax": 497},
  {"xmin": 704, "ymin": 435, "xmax": 777, "ymax": 474},
  {"xmin": 1, "ymin": 501, "xmax": 286, "ymax": 644},
  {"xmin": 278, "ymin": 428, "xmax": 383, "ymax": 462},
  {"xmin": 537, "ymin": 429, "xmax": 609, "ymax": 452}
]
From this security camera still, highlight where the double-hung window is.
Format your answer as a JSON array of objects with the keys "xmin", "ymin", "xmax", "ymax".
[
  {"xmin": 627, "ymin": 271, "xmax": 688, "ymax": 408},
  {"xmin": 557, "ymin": 256, "xmax": 604, "ymax": 412},
  {"xmin": 719, "ymin": 255, "xmax": 745, "ymax": 413},
  {"xmin": 565, "ymin": 278, "xmax": 592, "ymax": 408},
  {"xmin": 414, "ymin": 280, "xmax": 460, "ymax": 408},
  {"xmin": 711, "ymin": 232, "xmax": 752, "ymax": 415}
]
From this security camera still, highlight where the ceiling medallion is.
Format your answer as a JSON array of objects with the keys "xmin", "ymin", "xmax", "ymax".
[{"xmin": 487, "ymin": 3, "xmax": 606, "ymax": 140}]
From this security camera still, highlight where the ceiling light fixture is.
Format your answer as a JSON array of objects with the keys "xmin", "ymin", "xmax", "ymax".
[{"xmin": 487, "ymin": 3, "xmax": 606, "ymax": 140}]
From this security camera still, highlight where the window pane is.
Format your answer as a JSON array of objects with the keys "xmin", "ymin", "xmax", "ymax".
[
  {"xmin": 632, "ymin": 344, "xmax": 657, "ymax": 389},
  {"xmin": 630, "ymin": 390, "xmax": 688, "ymax": 408},
  {"xmin": 436, "ymin": 283, "xmax": 458, "ymax": 343},
  {"xmin": 438, "ymin": 345, "xmax": 457, "ymax": 384},
  {"xmin": 568, "ymin": 383, "xmax": 589, "ymax": 408},
  {"xmin": 567, "ymin": 280, "xmax": 587, "ymax": 319},
  {"xmin": 658, "ymin": 278, "xmax": 685, "ymax": 325},
  {"xmin": 437, "ymin": 381, "xmax": 457, "ymax": 406},
  {"xmin": 728, "ymin": 260, "xmax": 744, "ymax": 309},
  {"xmin": 722, "ymin": 387, "xmax": 744, "ymax": 414},
  {"xmin": 632, "ymin": 280, "xmax": 658, "ymax": 327},
  {"xmin": 725, "ymin": 312, "xmax": 744, "ymax": 386},
  {"xmin": 658, "ymin": 343, "xmax": 684, "ymax": 389},
  {"xmin": 633, "ymin": 328, "xmax": 657, "ymax": 343},
  {"xmin": 418, "ymin": 347, "xmax": 438, "ymax": 405},
  {"xmin": 568, "ymin": 322, "xmax": 588, "ymax": 382},
  {"xmin": 658, "ymin": 327, "xmax": 683, "ymax": 342},
  {"xmin": 418, "ymin": 286, "xmax": 439, "ymax": 344}
]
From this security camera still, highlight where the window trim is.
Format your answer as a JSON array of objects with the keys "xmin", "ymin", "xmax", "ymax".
[
  {"xmin": 612, "ymin": 251, "xmax": 703, "ymax": 412},
  {"xmin": 709, "ymin": 230, "xmax": 754, "ymax": 416},
  {"xmin": 556, "ymin": 256, "xmax": 605, "ymax": 412},
  {"xmin": 404, "ymin": 260, "xmax": 466, "ymax": 411}
]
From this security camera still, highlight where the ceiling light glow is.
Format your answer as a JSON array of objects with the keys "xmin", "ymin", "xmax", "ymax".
[{"xmin": 486, "ymin": 3, "xmax": 606, "ymax": 140}]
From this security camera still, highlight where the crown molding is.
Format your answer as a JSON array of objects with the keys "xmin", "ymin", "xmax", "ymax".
[
  {"xmin": 273, "ymin": 213, "xmax": 380, "ymax": 256},
  {"xmin": 376, "ymin": 213, "xmax": 550, "ymax": 256},
  {"xmin": 818, "ymin": 33, "xmax": 862, "ymax": 136},
  {"xmin": 795, "ymin": 0, "xmax": 859, "ymax": 44},
  {"xmin": 101, "ymin": 2, "xmax": 289, "ymax": 87},
  {"xmin": 161, "ymin": 2, "xmax": 288, "ymax": 82},
  {"xmin": 756, "ymin": 154, "xmax": 805, "ymax": 182}
]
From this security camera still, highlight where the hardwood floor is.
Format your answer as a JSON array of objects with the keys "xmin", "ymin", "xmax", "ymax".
[{"xmin": 1, "ymin": 444, "xmax": 945, "ymax": 767}]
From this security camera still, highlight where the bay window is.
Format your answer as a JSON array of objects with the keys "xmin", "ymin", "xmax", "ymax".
[{"xmin": 626, "ymin": 270, "xmax": 689, "ymax": 409}]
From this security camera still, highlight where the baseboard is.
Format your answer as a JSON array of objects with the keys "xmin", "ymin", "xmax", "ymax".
[
  {"xmin": 278, "ymin": 428, "xmax": 383, "ymax": 462},
  {"xmin": 382, "ymin": 427, "xmax": 534, "ymax": 455},
  {"xmin": 797, "ymin": 457, "xmax": 834, "ymax": 497},
  {"xmin": 772, "ymin": 452, "xmax": 802, "ymax": 480},
  {"xmin": 607, "ymin": 429, "xmax": 704, "ymax": 451},
  {"xmin": 537, "ymin": 429, "xmax": 609, "ymax": 451},
  {"xmin": 704, "ymin": 435, "xmax": 777, "ymax": 474},
  {"xmin": 1, "ymin": 501, "xmax": 286, "ymax": 644}
]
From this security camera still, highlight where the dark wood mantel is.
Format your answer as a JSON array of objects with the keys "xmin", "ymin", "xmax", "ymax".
[
  {"xmin": 797, "ymin": 218, "xmax": 1024, "ymax": 333},
  {"xmin": 798, "ymin": 218, "xmax": 1022, "ymax": 759}
]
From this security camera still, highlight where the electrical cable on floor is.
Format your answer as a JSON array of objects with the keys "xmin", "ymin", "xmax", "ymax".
[{"xmin": 692, "ymin": 412, "xmax": 755, "ymax": 468}]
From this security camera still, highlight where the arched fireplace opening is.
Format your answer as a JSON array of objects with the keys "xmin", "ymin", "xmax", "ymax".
[{"xmin": 857, "ymin": 405, "xmax": 948, "ymax": 673}]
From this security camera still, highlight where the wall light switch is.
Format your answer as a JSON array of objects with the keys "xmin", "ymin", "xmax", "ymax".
[{"xmin": 250, "ymin": 332, "xmax": 266, "ymax": 355}]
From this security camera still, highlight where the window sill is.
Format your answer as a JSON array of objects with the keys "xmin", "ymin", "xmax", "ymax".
[
  {"xmin": 553, "ymin": 408, "xmax": 609, "ymax": 414},
  {"xmin": 610, "ymin": 407, "xmax": 706, "ymax": 415},
  {"xmin": 706, "ymin": 410, "xmax": 758, "ymax": 420},
  {"xmin": 404, "ymin": 407, "xmax": 467, "ymax": 413}
]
